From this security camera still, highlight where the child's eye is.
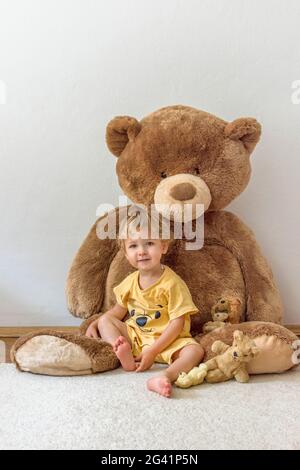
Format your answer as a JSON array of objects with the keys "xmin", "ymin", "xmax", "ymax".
[
  {"xmin": 146, "ymin": 241, "xmax": 154, "ymax": 246},
  {"xmin": 129, "ymin": 244, "xmax": 137, "ymax": 249}
]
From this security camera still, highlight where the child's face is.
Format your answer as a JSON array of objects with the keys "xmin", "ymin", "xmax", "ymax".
[{"xmin": 124, "ymin": 231, "xmax": 168, "ymax": 271}]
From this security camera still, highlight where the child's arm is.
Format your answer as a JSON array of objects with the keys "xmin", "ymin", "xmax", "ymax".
[
  {"xmin": 150, "ymin": 316, "xmax": 185, "ymax": 355},
  {"xmin": 135, "ymin": 316, "xmax": 185, "ymax": 372},
  {"xmin": 85, "ymin": 304, "xmax": 127, "ymax": 338}
]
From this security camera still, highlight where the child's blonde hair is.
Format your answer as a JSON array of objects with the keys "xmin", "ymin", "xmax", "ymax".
[{"xmin": 117, "ymin": 204, "xmax": 172, "ymax": 251}]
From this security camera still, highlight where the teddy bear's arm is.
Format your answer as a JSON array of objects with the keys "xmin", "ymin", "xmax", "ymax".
[
  {"xmin": 211, "ymin": 340, "xmax": 230, "ymax": 355},
  {"xmin": 66, "ymin": 207, "xmax": 124, "ymax": 319},
  {"xmin": 203, "ymin": 321, "xmax": 226, "ymax": 333},
  {"xmin": 213, "ymin": 211, "xmax": 283, "ymax": 323}
]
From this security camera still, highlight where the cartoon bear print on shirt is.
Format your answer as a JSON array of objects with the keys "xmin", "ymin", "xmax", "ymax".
[{"xmin": 127, "ymin": 304, "xmax": 165, "ymax": 334}]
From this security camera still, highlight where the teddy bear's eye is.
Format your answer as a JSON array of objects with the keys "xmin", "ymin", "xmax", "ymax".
[
  {"xmin": 155, "ymin": 311, "xmax": 161, "ymax": 319},
  {"xmin": 160, "ymin": 171, "xmax": 167, "ymax": 179},
  {"xmin": 193, "ymin": 167, "xmax": 200, "ymax": 175},
  {"xmin": 130, "ymin": 309, "xmax": 135, "ymax": 317}
]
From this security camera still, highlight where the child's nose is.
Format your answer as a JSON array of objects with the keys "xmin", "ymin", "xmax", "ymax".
[{"xmin": 138, "ymin": 246, "xmax": 147, "ymax": 255}]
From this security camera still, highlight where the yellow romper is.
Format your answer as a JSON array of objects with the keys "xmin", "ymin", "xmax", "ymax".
[{"xmin": 113, "ymin": 265, "xmax": 199, "ymax": 365}]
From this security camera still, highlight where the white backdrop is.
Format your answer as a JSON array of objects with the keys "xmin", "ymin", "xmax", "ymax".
[{"xmin": 0, "ymin": 0, "xmax": 299, "ymax": 326}]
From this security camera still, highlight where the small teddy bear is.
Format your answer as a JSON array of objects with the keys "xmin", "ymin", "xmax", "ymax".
[
  {"xmin": 202, "ymin": 297, "xmax": 242, "ymax": 334},
  {"xmin": 175, "ymin": 330, "xmax": 259, "ymax": 388},
  {"xmin": 204, "ymin": 330, "xmax": 260, "ymax": 383}
]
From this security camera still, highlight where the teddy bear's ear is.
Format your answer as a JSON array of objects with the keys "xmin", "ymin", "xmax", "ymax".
[
  {"xmin": 225, "ymin": 117, "xmax": 261, "ymax": 153},
  {"xmin": 106, "ymin": 116, "xmax": 142, "ymax": 157},
  {"xmin": 233, "ymin": 330, "xmax": 243, "ymax": 341},
  {"xmin": 251, "ymin": 345, "xmax": 260, "ymax": 356}
]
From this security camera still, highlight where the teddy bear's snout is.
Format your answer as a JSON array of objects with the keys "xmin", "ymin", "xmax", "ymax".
[
  {"xmin": 169, "ymin": 182, "xmax": 196, "ymax": 201},
  {"xmin": 154, "ymin": 173, "xmax": 212, "ymax": 222},
  {"xmin": 136, "ymin": 316, "xmax": 148, "ymax": 327}
]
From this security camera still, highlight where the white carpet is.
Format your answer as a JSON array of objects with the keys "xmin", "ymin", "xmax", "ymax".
[{"xmin": 1, "ymin": 363, "xmax": 300, "ymax": 450}]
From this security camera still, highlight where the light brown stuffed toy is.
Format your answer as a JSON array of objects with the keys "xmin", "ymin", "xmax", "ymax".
[
  {"xmin": 203, "ymin": 296, "xmax": 243, "ymax": 333},
  {"xmin": 204, "ymin": 330, "xmax": 260, "ymax": 383},
  {"xmin": 175, "ymin": 330, "xmax": 259, "ymax": 387},
  {"xmin": 11, "ymin": 105, "xmax": 298, "ymax": 376}
]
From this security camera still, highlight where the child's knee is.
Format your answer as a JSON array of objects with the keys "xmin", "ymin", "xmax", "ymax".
[
  {"xmin": 190, "ymin": 343, "xmax": 204, "ymax": 361},
  {"xmin": 98, "ymin": 313, "xmax": 115, "ymax": 329}
]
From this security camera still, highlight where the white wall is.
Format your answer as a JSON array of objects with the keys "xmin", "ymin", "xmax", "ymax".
[{"xmin": 0, "ymin": 0, "xmax": 299, "ymax": 326}]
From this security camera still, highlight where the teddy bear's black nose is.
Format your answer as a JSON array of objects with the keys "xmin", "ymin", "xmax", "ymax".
[
  {"xmin": 169, "ymin": 182, "xmax": 196, "ymax": 201},
  {"xmin": 136, "ymin": 317, "xmax": 148, "ymax": 327}
]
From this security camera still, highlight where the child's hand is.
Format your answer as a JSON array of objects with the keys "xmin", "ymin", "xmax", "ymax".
[
  {"xmin": 135, "ymin": 348, "xmax": 157, "ymax": 372},
  {"xmin": 85, "ymin": 319, "xmax": 100, "ymax": 339}
]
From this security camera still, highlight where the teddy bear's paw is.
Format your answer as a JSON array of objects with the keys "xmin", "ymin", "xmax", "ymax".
[
  {"xmin": 198, "ymin": 363, "xmax": 208, "ymax": 373},
  {"xmin": 188, "ymin": 365, "xmax": 207, "ymax": 385},
  {"xmin": 175, "ymin": 372, "xmax": 194, "ymax": 388},
  {"xmin": 175, "ymin": 365, "xmax": 207, "ymax": 388},
  {"xmin": 13, "ymin": 335, "xmax": 94, "ymax": 376}
]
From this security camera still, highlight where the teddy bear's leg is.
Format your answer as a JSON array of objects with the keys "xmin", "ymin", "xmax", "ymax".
[
  {"xmin": 203, "ymin": 358, "xmax": 218, "ymax": 371},
  {"xmin": 11, "ymin": 324, "xmax": 119, "ymax": 376},
  {"xmin": 233, "ymin": 367, "xmax": 249, "ymax": 383},
  {"xmin": 205, "ymin": 369, "xmax": 228, "ymax": 383}
]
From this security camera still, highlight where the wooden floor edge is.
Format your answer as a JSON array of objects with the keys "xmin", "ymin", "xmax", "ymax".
[
  {"xmin": 0, "ymin": 326, "xmax": 79, "ymax": 338},
  {"xmin": 0, "ymin": 324, "xmax": 299, "ymax": 338}
]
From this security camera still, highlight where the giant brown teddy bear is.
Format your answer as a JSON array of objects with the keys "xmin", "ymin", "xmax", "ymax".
[{"xmin": 11, "ymin": 105, "xmax": 298, "ymax": 376}]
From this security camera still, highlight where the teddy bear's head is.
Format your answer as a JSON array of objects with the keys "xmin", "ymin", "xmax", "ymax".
[
  {"xmin": 230, "ymin": 330, "xmax": 260, "ymax": 364},
  {"xmin": 106, "ymin": 105, "xmax": 261, "ymax": 221}
]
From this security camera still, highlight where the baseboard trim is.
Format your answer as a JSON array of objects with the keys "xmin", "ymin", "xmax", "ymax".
[
  {"xmin": 285, "ymin": 324, "xmax": 300, "ymax": 336},
  {"xmin": 0, "ymin": 325, "xmax": 299, "ymax": 364},
  {"xmin": 0, "ymin": 326, "xmax": 79, "ymax": 338}
]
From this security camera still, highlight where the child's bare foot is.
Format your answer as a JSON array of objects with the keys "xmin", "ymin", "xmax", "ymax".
[
  {"xmin": 147, "ymin": 375, "xmax": 172, "ymax": 398},
  {"xmin": 113, "ymin": 336, "xmax": 136, "ymax": 371}
]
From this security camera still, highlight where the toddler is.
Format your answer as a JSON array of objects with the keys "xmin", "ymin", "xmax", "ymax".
[{"xmin": 86, "ymin": 208, "xmax": 204, "ymax": 397}]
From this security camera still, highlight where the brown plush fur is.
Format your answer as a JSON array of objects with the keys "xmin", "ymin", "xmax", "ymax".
[{"xmin": 12, "ymin": 105, "xmax": 290, "ymax": 376}]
